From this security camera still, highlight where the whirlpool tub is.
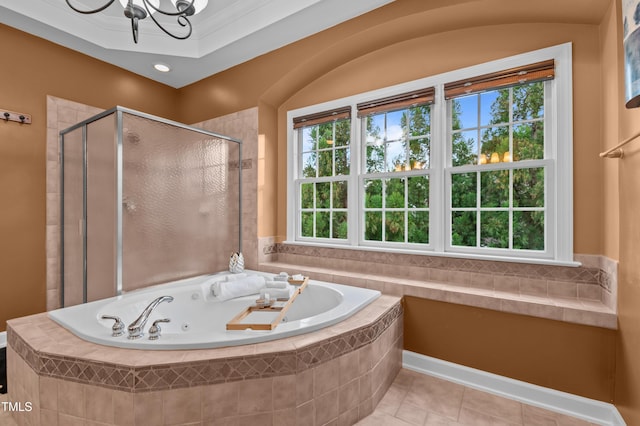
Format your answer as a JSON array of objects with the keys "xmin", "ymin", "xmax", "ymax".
[{"xmin": 48, "ymin": 271, "xmax": 381, "ymax": 350}]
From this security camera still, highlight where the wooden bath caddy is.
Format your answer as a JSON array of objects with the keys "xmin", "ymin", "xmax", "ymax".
[{"xmin": 226, "ymin": 276, "xmax": 309, "ymax": 331}]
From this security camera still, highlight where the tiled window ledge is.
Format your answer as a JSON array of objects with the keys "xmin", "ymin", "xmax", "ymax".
[{"xmin": 259, "ymin": 261, "xmax": 618, "ymax": 330}]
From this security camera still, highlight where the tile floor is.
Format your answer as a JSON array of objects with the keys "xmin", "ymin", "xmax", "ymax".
[
  {"xmin": 0, "ymin": 369, "xmax": 600, "ymax": 426},
  {"xmin": 0, "ymin": 392, "xmax": 17, "ymax": 426},
  {"xmin": 356, "ymin": 369, "xmax": 599, "ymax": 426}
]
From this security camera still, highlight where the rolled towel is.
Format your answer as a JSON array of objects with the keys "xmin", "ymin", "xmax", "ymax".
[
  {"xmin": 265, "ymin": 280, "xmax": 287, "ymax": 289},
  {"xmin": 273, "ymin": 272, "xmax": 289, "ymax": 282},
  {"xmin": 211, "ymin": 275, "xmax": 266, "ymax": 301},
  {"xmin": 225, "ymin": 273, "xmax": 248, "ymax": 281},
  {"xmin": 260, "ymin": 285, "xmax": 293, "ymax": 301}
]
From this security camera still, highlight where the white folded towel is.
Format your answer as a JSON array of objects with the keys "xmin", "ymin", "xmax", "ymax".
[
  {"xmin": 260, "ymin": 285, "xmax": 293, "ymax": 301},
  {"xmin": 210, "ymin": 275, "xmax": 266, "ymax": 301},
  {"xmin": 266, "ymin": 280, "xmax": 287, "ymax": 289},
  {"xmin": 273, "ymin": 272, "xmax": 289, "ymax": 282},
  {"xmin": 225, "ymin": 273, "xmax": 248, "ymax": 281}
]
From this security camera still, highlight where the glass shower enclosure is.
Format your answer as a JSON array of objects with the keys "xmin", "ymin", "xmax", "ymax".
[{"xmin": 60, "ymin": 107, "xmax": 242, "ymax": 307}]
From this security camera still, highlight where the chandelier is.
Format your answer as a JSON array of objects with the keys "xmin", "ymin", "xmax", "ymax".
[{"xmin": 65, "ymin": 0, "xmax": 208, "ymax": 43}]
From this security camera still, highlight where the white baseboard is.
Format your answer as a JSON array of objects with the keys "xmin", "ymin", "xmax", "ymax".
[
  {"xmin": 0, "ymin": 332, "xmax": 5, "ymax": 349},
  {"xmin": 402, "ymin": 350, "xmax": 626, "ymax": 426}
]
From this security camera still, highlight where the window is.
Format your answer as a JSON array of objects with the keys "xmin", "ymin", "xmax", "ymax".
[
  {"xmin": 445, "ymin": 60, "xmax": 553, "ymax": 255},
  {"xmin": 288, "ymin": 44, "xmax": 573, "ymax": 264},
  {"xmin": 294, "ymin": 107, "xmax": 351, "ymax": 240},
  {"xmin": 359, "ymin": 89, "xmax": 433, "ymax": 245}
]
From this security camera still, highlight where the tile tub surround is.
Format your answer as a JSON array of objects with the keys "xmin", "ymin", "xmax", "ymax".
[
  {"xmin": 259, "ymin": 243, "xmax": 618, "ymax": 329},
  {"xmin": 7, "ymin": 296, "xmax": 402, "ymax": 426}
]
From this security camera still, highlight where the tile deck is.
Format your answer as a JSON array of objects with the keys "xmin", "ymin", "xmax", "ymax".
[{"xmin": 260, "ymin": 262, "xmax": 617, "ymax": 330}]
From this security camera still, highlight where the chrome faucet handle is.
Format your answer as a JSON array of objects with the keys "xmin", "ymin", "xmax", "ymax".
[
  {"xmin": 101, "ymin": 315, "xmax": 125, "ymax": 337},
  {"xmin": 148, "ymin": 318, "xmax": 170, "ymax": 340},
  {"xmin": 127, "ymin": 295, "xmax": 173, "ymax": 339}
]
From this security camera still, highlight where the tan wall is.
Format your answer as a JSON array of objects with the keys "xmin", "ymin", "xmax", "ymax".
[
  {"xmin": 0, "ymin": 24, "xmax": 180, "ymax": 331},
  {"xmin": 404, "ymin": 297, "xmax": 616, "ymax": 402},
  {"xmin": 606, "ymin": 0, "xmax": 640, "ymax": 421}
]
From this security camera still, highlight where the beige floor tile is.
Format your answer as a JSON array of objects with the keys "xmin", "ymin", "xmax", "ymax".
[
  {"xmin": 458, "ymin": 406, "xmax": 522, "ymax": 426},
  {"xmin": 461, "ymin": 387, "xmax": 523, "ymax": 423},
  {"xmin": 356, "ymin": 411, "xmax": 414, "ymax": 425},
  {"xmin": 0, "ymin": 394, "xmax": 18, "ymax": 426},
  {"xmin": 375, "ymin": 383, "xmax": 408, "ymax": 416},
  {"xmin": 522, "ymin": 404, "xmax": 595, "ymax": 426},
  {"xmin": 357, "ymin": 369, "xmax": 596, "ymax": 426},
  {"xmin": 395, "ymin": 400, "xmax": 428, "ymax": 425},
  {"xmin": 404, "ymin": 375, "xmax": 464, "ymax": 421}
]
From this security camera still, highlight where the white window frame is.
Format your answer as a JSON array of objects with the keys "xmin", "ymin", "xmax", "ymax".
[{"xmin": 286, "ymin": 43, "xmax": 574, "ymax": 266}]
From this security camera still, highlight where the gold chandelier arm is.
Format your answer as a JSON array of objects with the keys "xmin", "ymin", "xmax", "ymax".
[{"xmin": 65, "ymin": 0, "xmax": 118, "ymax": 14}]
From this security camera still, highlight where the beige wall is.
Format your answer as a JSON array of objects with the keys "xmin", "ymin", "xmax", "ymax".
[
  {"xmin": 0, "ymin": 24, "xmax": 179, "ymax": 332},
  {"xmin": 604, "ymin": 0, "xmax": 640, "ymax": 423},
  {"xmin": 3, "ymin": 0, "xmax": 640, "ymax": 421},
  {"xmin": 404, "ymin": 297, "xmax": 616, "ymax": 402}
]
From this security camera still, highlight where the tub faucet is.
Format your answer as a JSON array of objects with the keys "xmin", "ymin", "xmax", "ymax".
[{"xmin": 127, "ymin": 295, "xmax": 173, "ymax": 339}]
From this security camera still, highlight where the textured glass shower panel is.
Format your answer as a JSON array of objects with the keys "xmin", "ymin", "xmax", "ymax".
[
  {"xmin": 62, "ymin": 127, "xmax": 84, "ymax": 307},
  {"xmin": 121, "ymin": 113, "xmax": 238, "ymax": 291},
  {"xmin": 86, "ymin": 114, "xmax": 117, "ymax": 302}
]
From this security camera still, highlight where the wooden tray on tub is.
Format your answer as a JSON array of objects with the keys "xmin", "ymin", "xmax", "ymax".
[{"xmin": 226, "ymin": 276, "xmax": 309, "ymax": 331}]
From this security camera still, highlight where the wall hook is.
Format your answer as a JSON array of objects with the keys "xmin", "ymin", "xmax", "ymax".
[{"xmin": 0, "ymin": 109, "xmax": 32, "ymax": 125}]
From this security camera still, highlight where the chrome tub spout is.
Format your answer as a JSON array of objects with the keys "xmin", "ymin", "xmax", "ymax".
[{"xmin": 127, "ymin": 295, "xmax": 173, "ymax": 339}]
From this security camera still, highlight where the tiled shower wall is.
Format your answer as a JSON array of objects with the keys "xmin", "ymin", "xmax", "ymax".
[
  {"xmin": 192, "ymin": 108, "xmax": 259, "ymax": 271},
  {"xmin": 45, "ymin": 98, "xmax": 259, "ymax": 310}
]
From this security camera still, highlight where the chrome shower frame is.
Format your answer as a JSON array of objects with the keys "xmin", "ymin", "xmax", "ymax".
[{"xmin": 59, "ymin": 106, "xmax": 242, "ymax": 306}]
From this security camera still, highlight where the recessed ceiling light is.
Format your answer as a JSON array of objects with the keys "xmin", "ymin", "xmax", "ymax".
[{"xmin": 154, "ymin": 63, "xmax": 171, "ymax": 72}]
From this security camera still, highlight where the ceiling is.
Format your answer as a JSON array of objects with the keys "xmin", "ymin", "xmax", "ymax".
[{"xmin": 0, "ymin": 0, "xmax": 394, "ymax": 88}]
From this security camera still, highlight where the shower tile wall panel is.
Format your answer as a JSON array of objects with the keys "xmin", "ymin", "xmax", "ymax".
[{"xmin": 194, "ymin": 107, "xmax": 259, "ymax": 271}]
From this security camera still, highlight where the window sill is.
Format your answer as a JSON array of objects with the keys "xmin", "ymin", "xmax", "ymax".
[
  {"xmin": 258, "ymin": 260, "xmax": 617, "ymax": 330},
  {"xmin": 282, "ymin": 240, "xmax": 582, "ymax": 268}
]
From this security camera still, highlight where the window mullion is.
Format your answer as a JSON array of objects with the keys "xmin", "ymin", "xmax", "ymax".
[
  {"xmin": 350, "ymin": 106, "xmax": 361, "ymax": 246},
  {"xmin": 431, "ymin": 85, "xmax": 446, "ymax": 252},
  {"xmin": 476, "ymin": 171, "xmax": 481, "ymax": 248}
]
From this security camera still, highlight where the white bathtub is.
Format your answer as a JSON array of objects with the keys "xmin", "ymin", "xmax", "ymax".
[{"xmin": 48, "ymin": 271, "xmax": 380, "ymax": 350}]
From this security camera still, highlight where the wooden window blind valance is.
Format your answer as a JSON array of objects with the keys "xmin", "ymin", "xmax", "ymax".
[
  {"xmin": 293, "ymin": 106, "xmax": 351, "ymax": 129},
  {"xmin": 444, "ymin": 59, "xmax": 555, "ymax": 99},
  {"xmin": 357, "ymin": 87, "xmax": 435, "ymax": 117}
]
